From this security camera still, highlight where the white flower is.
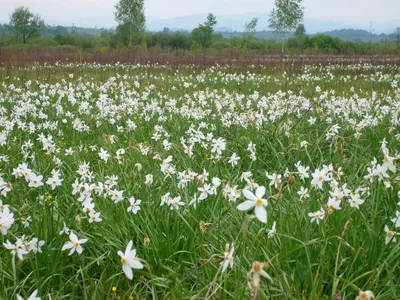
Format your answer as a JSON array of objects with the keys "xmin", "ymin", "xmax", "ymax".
[
  {"xmin": 220, "ymin": 244, "xmax": 234, "ymax": 273},
  {"xmin": 88, "ymin": 211, "xmax": 102, "ymax": 223},
  {"xmin": 28, "ymin": 174, "xmax": 44, "ymax": 188},
  {"xmin": 237, "ymin": 186, "xmax": 268, "ymax": 223},
  {"xmin": 348, "ymin": 193, "xmax": 364, "ymax": 209},
  {"xmin": 248, "ymin": 261, "xmax": 273, "ymax": 289},
  {"xmin": 61, "ymin": 232, "xmax": 88, "ymax": 256},
  {"xmin": 3, "ymin": 239, "xmax": 28, "ymax": 260},
  {"xmin": 355, "ymin": 290, "xmax": 374, "ymax": 300},
  {"xmin": 228, "ymin": 153, "xmax": 240, "ymax": 167},
  {"xmin": 268, "ymin": 221, "xmax": 277, "ymax": 238},
  {"xmin": 311, "ymin": 168, "xmax": 329, "ymax": 190},
  {"xmin": 118, "ymin": 241, "xmax": 144, "ymax": 280},
  {"xmin": 297, "ymin": 186, "xmax": 309, "ymax": 201},
  {"xmin": 16, "ymin": 289, "xmax": 40, "ymax": 300},
  {"xmin": 127, "ymin": 197, "xmax": 141, "ymax": 214},
  {"xmin": 391, "ymin": 211, "xmax": 400, "ymax": 228},
  {"xmin": 266, "ymin": 172, "xmax": 281, "ymax": 189},
  {"xmin": 0, "ymin": 206, "xmax": 15, "ymax": 235},
  {"xmin": 384, "ymin": 225, "xmax": 398, "ymax": 245},
  {"xmin": 169, "ymin": 196, "xmax": 184, "ymax": 210},
  {"xmin": 98, "ymin": 148, "xmax": 110, "ymax": 162},
  {"xmin": 59, "ymin": 222, "xmax": 70, "ymax": 235},
  {"xmin": 308, "ymin": 208, "xmax": 325, "ymax": 224},
  {"xmin": 46, "ymin": 173, "xmax": 63, "ymax": 190},
  {"xmin": 300, "ymin": 140, "xmax": 309, "ymax": 149},
  {"xmin": 144, "ymin": 174, "xmax": 153, "ymax": 185},
  {"xmin": 327, "ymin": 198, "xmax": 342, "ymax": 211}
]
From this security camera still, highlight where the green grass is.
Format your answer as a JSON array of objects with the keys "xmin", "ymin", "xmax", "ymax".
[{"xmin": 0, "ymin": 63, "xmax": 399, "ymax": 299}]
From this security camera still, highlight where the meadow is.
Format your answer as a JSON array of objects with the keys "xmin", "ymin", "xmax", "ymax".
[{"xmin": 0, "ymin": 61, "xmax": 399, "ymax": 299}]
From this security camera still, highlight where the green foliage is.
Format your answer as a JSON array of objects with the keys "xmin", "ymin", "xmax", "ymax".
[
  {"xmin": 269, "ymin": 0, "xmax": 304, "ymax": 53},
  {"xmin": 295, "ymin": 24, "xmax": 306, "ymax": 37},
  {"xmin": 114, "ymin": 0, "xmax": 146, "ymax": 47},
  {"xmin": 8, "ymin": 6, "xmax": 44, "ymax": 44}
]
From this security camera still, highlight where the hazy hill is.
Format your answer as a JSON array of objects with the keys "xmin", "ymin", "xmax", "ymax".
[{"xmin": 146, "ymin": 13, "xmax": 399, "ymax": 34}]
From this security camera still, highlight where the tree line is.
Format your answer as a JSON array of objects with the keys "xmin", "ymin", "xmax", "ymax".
[{"xmin": 1, "ymin": 0, "xmax": 399, "ymax": 55}]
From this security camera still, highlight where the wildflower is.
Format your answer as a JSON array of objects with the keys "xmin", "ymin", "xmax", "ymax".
[
  {"xmin": 391, "ymin": 211, "xmax": 400, "ymax": 228},
  {"xmin": 144, "ymin": 174, "xmax": 153, "ymax": 185},
  {"xmin": 88, "ymin": 211, "xmax": 102, "ymax": 223},
  {"xmin": 118, "ymin": 241, "xmax": 144, "ymax": 280},
  {"xmin": 28, "ymin": 174, "xmax": 44, "ymax": 188},
  {"xmin": 3, "ymin": 239, "xmax": 28, "ymax": 260},
  {"xmin": 355, "ymin": 290, "xmax": 374, "ymax": 300},
  {"xmin": 98, "ymin": 148, "xmax": 110, "ymax": 162},
  {"xmin": 237, "ymin": 186, "xmax": 268, "ymax": 223},
  {"xmin": 16, "ymin": 289, "xmax": 40, "ymax": 300},
  {"xmin": 220, "ymin": 244, "xmax": 234, "ymax": 273},
  {"xmin": 0, "ymin": 206, "xmax": 15, "ymax": 235},
  {"xmin": 228, "ymin": 153, "xmax": 240, "ymax": 167},
  {"xmin": 266, "ymin": 172, "xmax": 282, "ymax": 189},
  {"xmin": 311, "ymin": 168, "xmax": 329, "ymax": 190},
  {"xmin": 348, "ymin": 193, "xmax": 364, "ymax": 209},
  {"xmin": 61, "ymin": 232, "xmax": 88, "ymax": 256},
  {"xmin": 59, "ymin": 222, "xmax": 70, "ymax": 235},
  {"xmin": 268, "ymin": 221, "xmax": 277, "ymax": 238},
  {"xmin": 297, "ymin": 186, "xmax": 310, "ymax": 200},
  {"xmin": 308, "ymin": 208, "xmax": 325, "ymax": 224},
  {"xmin": 384, "ymin": 225, "xmax": 398, "ymax": 245},
  {"xmin": 127, "ymin": 197, "xmax": 141, "ymax": 214},
  {"xmin": 248, "ymin": 261, "xmax": 273, "ymax": 289}
]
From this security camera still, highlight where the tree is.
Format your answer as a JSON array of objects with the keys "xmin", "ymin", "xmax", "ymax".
[
  {"xmin": 236, "ymin": 18, "xmax": 259, "ymax": 55},
  {"xmin": 191, "ymin": 13, "xmax": 218, "ymax": 49},
  {"xmin": 392, "ymin": 27, "xmax": 400, "ymax": 48},
  {"xmin": 8, "ymin": 7, "xmax": 44, "ymax": 44},
  {"xmin": 268, "ymin": 0, "xmax": 304, "ymax": 53},
  {"xmin": 295, "ymin": 24, "xmax": 306, "ymax": 37},
  {"xmin": 204, "ymin": 13, "xmax": 217, "ymax": 30},
  {"xmin": 114, "ymin": 0, "xmax": 146, "ymax": 47}
]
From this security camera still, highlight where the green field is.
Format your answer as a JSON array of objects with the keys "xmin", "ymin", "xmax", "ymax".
[{"xmin": 0, "ymin": 63, "xmax": 399, "ymax": 299}]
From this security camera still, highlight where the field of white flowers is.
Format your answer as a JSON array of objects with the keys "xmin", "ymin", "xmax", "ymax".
[{"xmin": 0, "ymin": 63, "xmax": 399, "ymax": 299}]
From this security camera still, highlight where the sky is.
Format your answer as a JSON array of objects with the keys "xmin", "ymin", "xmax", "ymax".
[{"xmin": 0, "ymin": 0, "xmax": 399, "ymax": 29}]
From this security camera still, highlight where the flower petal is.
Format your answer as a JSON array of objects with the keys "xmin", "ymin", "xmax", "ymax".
[
  {"xmin": 237, "ymin": 200, "xmax": 256, "ymax": 211},
  {"xmin": 242, "ymin": 189, "xmax": 257, "ymax": 201},
  {"xmin": 255, "ymin": 206, "xmax": 267, "ymax": 223},
  {"xmin": 123, "ymin": 263, "xmax": 133, "ymax": 280},
  {"xmin": 255, "ymin": 186, "xmax": 266, "ymax": 199}
]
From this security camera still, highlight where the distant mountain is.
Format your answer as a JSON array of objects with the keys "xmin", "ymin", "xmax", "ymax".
[
  {"xmin": 146, "ymin": 13, "xmax": 399, "ymax": 35},
  {"xmin": 218, "ymin": 29, "xmax": 393, "ymax": 43}
]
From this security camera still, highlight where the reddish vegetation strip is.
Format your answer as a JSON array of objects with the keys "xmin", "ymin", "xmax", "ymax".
[{"xmin": 1, "ymin": 48, "xmax": 400, "ymax": 67}]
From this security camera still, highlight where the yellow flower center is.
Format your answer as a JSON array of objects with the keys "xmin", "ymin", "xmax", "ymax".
[
  {"xmin": 252, "ymin": 261, "xmax": 262, "ymax": 273},
  {"xmin": 359, "ymin": 292, "xmax": 368, "ymax": 300},
  {"xmin": 121, "ymin": 257, "xmax": 127, "ymax": 264},
  {"xmin": 74, "ymin": 241, "xmax": 80, "ymax": 247},
  {"xmin": 256, "ymin": 198, "xmax": 263, "ymax": 206}
]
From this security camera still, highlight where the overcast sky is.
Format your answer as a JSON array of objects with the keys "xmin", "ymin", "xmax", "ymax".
[{"xmin": 0, "ymin": 0, "xmax": 399, "ymax": 28}]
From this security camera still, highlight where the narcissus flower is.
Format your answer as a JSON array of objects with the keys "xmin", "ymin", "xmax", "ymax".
[
  {"xmin": 355, "ymin": 290, "xmax": 374, "ymax": 300},
  {"xmin": 220, "ymin": 243, "xmax": 234, "ymax": 273},
  {"xmin": 16, "ymin": 289, "xmax": 40, "ymax": 300},
  {"xmin": 237, "ymin": 186, "xmax": 268, "ymax": 223},
  {"xmin": 61, "ymin": 232, "xmax": 88, "ymax": 255},
  {"xmin": 118, "ymin": 240, "xmax": 144, "ymax": 280},
  {"xmin": 248, "ymin": 261, "xmax": 273, "ymax": 288}
]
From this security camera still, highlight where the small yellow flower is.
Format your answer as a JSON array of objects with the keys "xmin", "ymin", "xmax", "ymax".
[
  {"xmin": 45, "ymin": 152, "xmax": 49, "ymax": 156},
  {"xmin": 112, "ymin": 286, "xmax": 117, "ymax": 292},
  {"xmin": 45, "ymin": 195, "xmax": 52, "ymax": 201},
  {"xmin": 129, "ymin": 296, "xmax": 134, "ymax": 300}
]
